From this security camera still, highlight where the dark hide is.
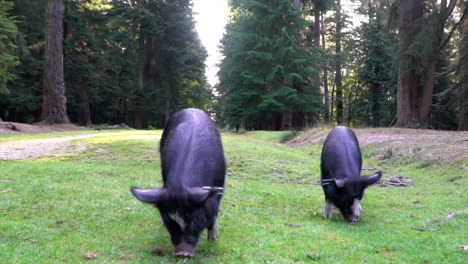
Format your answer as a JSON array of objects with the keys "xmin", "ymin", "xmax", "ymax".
[
  {"xmin": 131, "ymin": 108, "xmax": 226, "ymax": 257},
  {"xmin": 320, "ymin": 126, "xmax": 381, "ymax": 222}
]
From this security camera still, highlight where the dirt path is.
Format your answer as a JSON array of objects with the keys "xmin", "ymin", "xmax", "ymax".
[{"xmin": 0, "ymin": 134, "xmax": 95, "ymax": 160}]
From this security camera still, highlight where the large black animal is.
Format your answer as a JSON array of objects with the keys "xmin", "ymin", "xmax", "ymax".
[
  {"xmin": 320, "ymin": 126, "xmax": 381, "ymax": 222},
  {"xmin": 131, "ymin": 108, "xmax": 226, "ymax": 257}
]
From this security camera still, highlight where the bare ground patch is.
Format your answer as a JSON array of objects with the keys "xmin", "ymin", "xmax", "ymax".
[
  {"xmin": 288, "ymin": 127, "xmax": 468, "ymax": 164},
  {"xmin": 0, "ymin": 135, "xmax": 95, "ymax": 160}
]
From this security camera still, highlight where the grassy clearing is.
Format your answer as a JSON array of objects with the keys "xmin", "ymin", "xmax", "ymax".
[{"xmin": 0, "ymin": 130, "xmax": 466, "ymax": 263}]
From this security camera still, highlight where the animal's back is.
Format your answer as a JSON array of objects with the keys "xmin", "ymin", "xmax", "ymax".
[
  {"xmin": 321, "ymin": 126, "xmax": 362, "ymax": 179},
  {"xmin": 160, "ymin": 109, "xmax": 225, "ymax": 188}
]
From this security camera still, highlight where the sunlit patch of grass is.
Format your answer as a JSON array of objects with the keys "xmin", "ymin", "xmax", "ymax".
[{"xmin": 0, "ymin": 130, "xmax": 466, "ymax": 263}]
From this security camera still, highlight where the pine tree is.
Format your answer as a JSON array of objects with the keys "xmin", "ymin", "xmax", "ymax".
[
  {"xmin": 458, "ymin": 2, "xmax": 468, "ymax": 130},
  {"xmin": 0, "ymin": 0, "xmax": 20, "ymax": 95},
  {"xmin": 218, "ymin": 0, "xmax": 321, "ymax": 130},
  {"xmin": 41, "ymin": 0, "xmax": 70, "ymax": 124}
]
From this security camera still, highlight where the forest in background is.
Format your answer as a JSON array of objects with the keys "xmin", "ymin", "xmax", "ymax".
[{"xmin": 0, "ymin": 0, "xmax": 467, "ymax": 131}]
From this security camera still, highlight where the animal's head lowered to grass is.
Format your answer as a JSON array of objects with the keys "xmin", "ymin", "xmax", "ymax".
[
  {"xmin": 322, "ymin": 172, "xmax": 382, "ymax": 222},
  {"xmin": 131, "ymin": 186, "xmax": 224, "ymax": 257}
]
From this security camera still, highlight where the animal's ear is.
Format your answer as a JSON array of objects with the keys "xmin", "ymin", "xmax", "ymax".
[
  {"xmin": 334, "ymin": 178, "xmax": 346, "ymax": 188},
  {"xmin": 188, "ymin": 186, "xmax": 224, "ymax": 205},
  {"xmin": 130, "ymin": 187, "xmax": 168, "ymax": 204},
  {"xmin": 361, "ymin": 171, "xmax": 382, "ymax": 187}
]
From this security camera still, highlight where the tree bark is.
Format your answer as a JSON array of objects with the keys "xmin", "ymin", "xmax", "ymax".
[
  {"xmin": 459, "ymin": 3, "xmax": 468, "ymax": 130},
  {"xmin": 307, "ymin": 3, "xmax": 321, "ymax": 126},
  {"xmin": 321, "ymin": 13, "xmax": 329, "ymax": 122},
  {"xmin": 293, "ymin": 0, "xmax": 301, "ymax": 10},
  {"xmin": 134, "ymin": 23, "xmax": 153, "ymax": 129},
  {"xmin": 77, "ymin": 75, "xmax": 91, "ymax": 126},
  {"xmin": 281, "ymin": 112, "xmax": 293, "ymax": 130},
  {"xmin": 41, "ymin": 0, "xmax": 69, "ymax": 124},
  {"xmin": 396, "ymin": 0, "xmax": 423, "ymax": 127},
  {"xmin": 420, "ymin": 0, "xmax": 457, "ymax": 126},
  {"xmin": 330, "ymin": 83, "xmax": 335, "ymax": 121},
  {"xmin": 335, "ymin": 0, "xmax": 343, "ymax": 125},
  {"xmin": 280, "ymin": 0, "xmax": 301, "ymax": 130}
]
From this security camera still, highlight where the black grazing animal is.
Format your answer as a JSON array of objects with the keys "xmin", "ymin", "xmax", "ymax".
[
  {"xmin": 131, "ymin": 108, "xmax": 226, "ymax": 257},
  {"xmin": 320, "ymin": 126, "xmax": 381, "ymax": 222}
]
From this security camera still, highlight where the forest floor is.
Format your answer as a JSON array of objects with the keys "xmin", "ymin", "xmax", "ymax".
[{"xmin": 0, "ymin": 121, "xmax": 132, "ymax": 160}]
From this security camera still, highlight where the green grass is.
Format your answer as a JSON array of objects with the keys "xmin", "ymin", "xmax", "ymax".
[{"xmin": 0, "ymin": 130, "xmax": 466, "ymax": 263}]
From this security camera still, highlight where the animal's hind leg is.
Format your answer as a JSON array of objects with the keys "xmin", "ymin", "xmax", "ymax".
[
  {"xmin": 324, "ymin": 200, "xmax": 334, "ymax": 218},
  {"xmin": 207, "ymin": 217, "xmax": 219, "ymax": 240}
]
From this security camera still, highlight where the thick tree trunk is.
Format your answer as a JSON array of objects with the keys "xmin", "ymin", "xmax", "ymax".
[
  {"xmin": 396, "ymin": 0, "xmax": 423, "ymax": 127},
  {"xmin": 420, "ymin": 0, "xmax": 457, "ymax": 126},
  {"xmin": 41, "ymin": 0, "xmax": 69, "ymax": 124},
  {"xmin": 420, "ymin": 50, "xmax": 438, "ymax": 126},
  {"xmin": 335, "ymin": 0, "xmax": 343, "ymax": 125},
  {"xmin": 321, "ymin": 13, "xmax": 329, "ymax": 122},
  {"xmin": 459, "ymin": 5, "xmax": 468, "ymax": 131}
]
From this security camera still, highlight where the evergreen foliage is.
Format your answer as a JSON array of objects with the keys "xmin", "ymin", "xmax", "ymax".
[
  {"xmin": 0, "ymin": 0, "xmax": 20, "ymax": 94},
  {"xmin": 0, "ymin": 0, "xmax": 465, "ymax": 130},
  {"xmin": 1, "ymin": 0, "xmax": 210, "ymax": 127},
  {"xmin": 217, "ymin": 0, "xmax": 321, "ymax": 130}
]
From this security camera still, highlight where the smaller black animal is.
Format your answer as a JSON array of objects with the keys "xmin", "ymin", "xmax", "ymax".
[
  {"xmin": 320, "ymin": 126, "xmax": 381, "ymax": 222},
  {"xmin": 131, "ymin": 108, "xmax": 226, "ymax": 257}
]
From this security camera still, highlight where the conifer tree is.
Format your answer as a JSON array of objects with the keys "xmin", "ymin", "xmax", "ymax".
[
  {"xmin": 0, "ymin": 0, "xmax": 20, "ymax": 95},
  {"xmin": 218, "ymin": 0, "xmax": 321, "ymax": 130},
  {"xmin": 41, "ymin": 0, "xmax": 70, "ymax": 124}
]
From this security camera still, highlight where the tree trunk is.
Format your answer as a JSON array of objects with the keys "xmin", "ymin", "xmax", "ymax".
[
  {"xmin": 134, "ymin": 24, "xmax": 153, "ymax": 129},
  {"xmin": 330, "ymin": 83, "xmax": 335, "ymax": 121},
  {"xmin": 313, "ymin": 6, "xmax": 321, "ymax": 92},
  {"xmin": 347, "ymin": 90, "xmax": 352, "ymax": 126},
  {"xmin": 293, "ymin": 0, "xmax": 301, "ymax": 10},
  {"xmin": 396, "ymin": 0, "xmax": 423, "ymax": 127},
  {"xmin": 335, "ymin": 0, "xmax": 343, "ymax": 125},
  {"xmin": 306, "ymin": 4, "xmax": 321, "ymax": 126},
  {"xmin": 370, "ymin": 82, "xmax": 381, "ymax": 127},
  {"xmin": 281, "ymin": 112, "xmax": 293, "ymax": 130},
  {"xmin": 77, "ymin": 75, "xmax": 91, "ymax": 126},
  {"xmin": 321, "ymin": 13, "xmax": 329, "ymax": 122},
  {"xmin": 459, "ymin": 4, "xmax": 468, "ymax": 130},
  {"xmin": 41, "ymin": 0, "xmax": 69, "ymax": 124},
  {"xmin": 164, "ymin": 98, "xmax": 171, "ymax": 124},
  {"xmin": 420, "ymin": 0, "xmax": 457, "ymax": 126},
  {"xmin": 280, "ymin": 0, "xmax": 301, "ymax": 130}
]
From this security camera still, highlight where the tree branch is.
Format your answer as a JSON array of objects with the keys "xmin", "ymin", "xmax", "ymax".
[
  {"xmin": 440, "ymin": 6, "xmax": 468, "ymax": 49},
  {"xmin": 443, "ymin": 0, "xmax": 458, "ymax": 21}
]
